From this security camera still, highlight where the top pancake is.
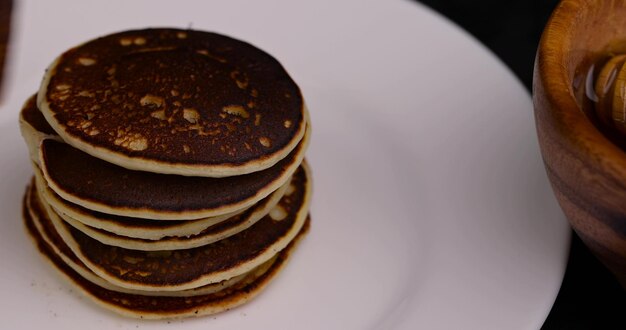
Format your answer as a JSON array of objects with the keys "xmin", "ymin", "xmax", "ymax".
[{"xmin": 38, "ymin": 28, "xmax": 306, "ymax": 177}]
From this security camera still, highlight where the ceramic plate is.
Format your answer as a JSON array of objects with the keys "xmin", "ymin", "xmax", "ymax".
[{"xmin": 0, "ymin": 0, "xmax": 570, "ymax": 329}]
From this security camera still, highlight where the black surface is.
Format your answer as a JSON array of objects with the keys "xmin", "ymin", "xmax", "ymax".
[{"xmin": 417, "ymin": 0, "xmax": 626, "ymax": 328}]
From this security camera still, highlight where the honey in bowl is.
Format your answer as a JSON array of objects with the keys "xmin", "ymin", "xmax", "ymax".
[{"xmin": 575, "ymin": 41, "xmax": 626, "ymax": 147}]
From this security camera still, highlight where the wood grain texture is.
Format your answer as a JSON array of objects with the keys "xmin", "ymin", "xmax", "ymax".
[{"xmin": 534, "ymin": 0, "xmax": 626, "ymax": 288}]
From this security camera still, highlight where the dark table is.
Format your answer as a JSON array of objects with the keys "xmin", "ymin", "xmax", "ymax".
[{"xmin": 417, "ymin": 0, "xmax": 626, "ymax": 328}]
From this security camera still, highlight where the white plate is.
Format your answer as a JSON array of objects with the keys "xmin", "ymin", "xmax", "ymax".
[{"xmin": 0, "ymin": 0, "xmax": 570, "ymax": 329}]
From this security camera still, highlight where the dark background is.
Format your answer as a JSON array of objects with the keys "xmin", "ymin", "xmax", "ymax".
[{"xmin": 417, "ymin": 0, "xmax": 626, "ymax": 328}]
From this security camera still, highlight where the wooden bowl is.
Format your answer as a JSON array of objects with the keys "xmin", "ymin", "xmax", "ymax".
[{"xmin": 534, "ymin": 0, "xmax": 626, "ymax": 288}]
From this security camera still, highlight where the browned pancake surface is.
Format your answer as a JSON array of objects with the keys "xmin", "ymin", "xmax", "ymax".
[
  {"xmin": 20, "ymin": 94, "xmax": 56, "ymax": 135},
  {"xmin": 27, "ymin": 181, "xmax": 264, "ymax": 297},
  {"xmin": 42, "ymin": 28, "xmax": 304, "ymax": 166},
  {"xmin": 60, "ymin": 165, "xmax": 308, "ymax": 287},
  {"xmin": 41, "ymin": 136, "xmax": 304, "ymax": 213},
  {"xmin": 51, "ymin": 186, "xmax": 202, "ymax": 230},
  {"xmin": 84, "ymin": 186, "xmax": 281, "ymax": 243},
  {"xmin": 48, "ymin": 184, "xmax": 243, "ymax": 233},
  {"xmin": 24, "ymin": 185, "xmax": 311, "ymax": 317},
  {"xmin": 27, "ymin": 180, "xmax": 81, "ymax": 265}
]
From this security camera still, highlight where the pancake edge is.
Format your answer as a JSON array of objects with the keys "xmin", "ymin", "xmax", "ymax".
[
  {"xmin": 42, "ymin": 162, "xmax": 312, "ymax": 291},
  {"xmin": 19, "ymin": 98, "xmax": 63, "ymax": 164},
  {"xmin": 37, "ymin": 53, "xmax": 307, "ymax": 178},
  {"xmin": 57, "ymin": 178, "xmax": 290, "ymax": 250},
  {"xmin": 24, "ymin": 182, "xmax": 312, "ymax": 318},
  {"xmin": 38, "ymin": 123, "xmax": 310, "ymax": 220},
  {"xmin": 49, "ymin": 191, "xmax": 248, "ymax": 240},
  {"xmin": 26, "ymin": 181, "xmax": 255, "ymax": 298}
]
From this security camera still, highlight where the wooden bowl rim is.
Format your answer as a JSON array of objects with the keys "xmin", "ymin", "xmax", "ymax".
[{"xmin": 536, "ymin": 0, "xmax": 626, "ymax": 176}]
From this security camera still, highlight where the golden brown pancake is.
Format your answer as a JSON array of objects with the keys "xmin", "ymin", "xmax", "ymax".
[
  {"xmin": 38, "ymin": 28, "xmax": 306, "ymax": 177},
  {"xmin": 26, "ymin": 180, "xmax": 252, "ymax": 297},
  {"xmin": 21, "ymin": 27, "xmax": 314, "ymax": 320},
  {"xmin": 49, "ymin": 179, "xmax": 291, "ymax": 250},
  {"xmin": 45, "ymin": 185, "xmax": 247, "ymax": 240},
  {"xmin": 21, "ymin": 90, "xmax": 309, "ymax": 220},
  {"xmin": 35, "ymin": 164, "xmax": 289, "ymax": 241},
  {"xmin": 24, "ymin": 182, "xmax": 312, "ymax": 319},
  {"xmin": 38, "ymin": 129, "xmax": 308, "ymax": 220},
  {"xmin": 46, "ymin": 164, "xmax": 311, "ymax": 291},
  {"xmin": 20, "ymin": 94, "xmax": 56, "ymax": 135},
  {"xmin": 19, "ymin": 94, "xmax": 62, "ymax": 162}
]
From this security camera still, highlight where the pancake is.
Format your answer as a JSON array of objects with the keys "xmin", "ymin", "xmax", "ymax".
[
  {"xmin": 37, "ymin": 28, "xmax": 306, "ymax": 177},
  {"xmin": 19, "ymin": 94, "xmax": 62, "ymax": 162},
  {"xmin": 24, "ymin": 184, "xmax": 312, "ymax": 319},
  {"xmin": 37, "ymin": 124, "xmax": 308, "ymax": 220},
  {"xmin": 36, "ymin": 165, "xmax": 289, "ymax": 240},
  {"xmin": 45, "ymin": 164, "xmax": 311, "ymax": 291},
  {"xmin": 43, "ymin": 176, "xmax": 291, "ymax": 250},
  {"xmin": 21, "ymin": 93, "xmax": 309, "ymax": 220},
  {"xmin": 26, "ymin": 180, "xmax": 253, "ymax": 297},
  {"xmin": 46, "ymin": 186, "xmax": 247, "ymax": 240},
  {"xmin": 20, "ymin": 95, "xmax": 56, "ymax": 136},
  {"xmin": 34, "ymin": 165, "xmax": 248, "ymax": 239}
]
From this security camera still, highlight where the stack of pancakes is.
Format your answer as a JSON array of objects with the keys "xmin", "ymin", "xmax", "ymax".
[{"xmin": 19, "ymin": 28, "xmax": 311, "ymax": 319}]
